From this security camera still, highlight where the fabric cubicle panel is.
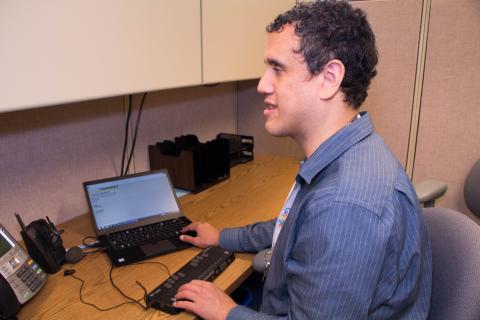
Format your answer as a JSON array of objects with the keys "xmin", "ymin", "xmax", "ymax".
[
  {"xmin": 129, "ymin": 83, "xmax": 236, "ymax": 173},
  {"xmin": 0, "ymin": 84, "xmax": 236, "ymax": 240},
  {"xmin": 0, "ymin": 98, "xmax": 125, "ymax": 239},
  {"xmin": 237, "ymin": 0, "xmax": 423, "ymax": 166},
  {"xmin": 413, "ymin": 0, "xmax": 480, "ymax": 223}
]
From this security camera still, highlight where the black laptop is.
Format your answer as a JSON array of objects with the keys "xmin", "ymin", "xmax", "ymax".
[{"xmin": 83, "ymin": 169, "xmax": 193, "ymax": 266}]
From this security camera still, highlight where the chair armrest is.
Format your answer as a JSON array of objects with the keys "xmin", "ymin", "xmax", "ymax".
[{"xmin": 414, "ymin": 180, "xmax": 448, "ymax": 207}]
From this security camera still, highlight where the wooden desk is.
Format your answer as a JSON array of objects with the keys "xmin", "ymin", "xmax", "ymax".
[{"xmin": 18, "ymin": 155, "xmax": 299, "ymax": 319}]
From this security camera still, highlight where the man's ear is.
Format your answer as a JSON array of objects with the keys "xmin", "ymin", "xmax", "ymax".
[{"xmin": 318, "ymin": 59, "xmax": 345, "ymax": 100}]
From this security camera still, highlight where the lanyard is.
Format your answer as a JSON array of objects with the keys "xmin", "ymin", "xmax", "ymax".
[
  {"xmin": 263, "ymin": 181, "xmax": 300, "ymax": 281},
  {"xmin": 271, "ymin": 182, "xmax": 300, "ymax": 250}
]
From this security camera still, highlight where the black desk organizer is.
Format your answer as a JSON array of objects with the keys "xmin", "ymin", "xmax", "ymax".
[
  {"xmin": 216, "ymin": 133, "xmax": 254, "ymax": 167},
  {"xmin": 149, "ymin": 134, "xmax": 229, "ymax": 193},
  {"xmin": 149, "ymin": 133, "xmax": 254, "ymax": 193}
]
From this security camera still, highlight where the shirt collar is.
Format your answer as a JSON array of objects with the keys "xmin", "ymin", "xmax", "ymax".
[{"xmin": 297, "ymin": 111, "xmax": 373, "ymax": 184}]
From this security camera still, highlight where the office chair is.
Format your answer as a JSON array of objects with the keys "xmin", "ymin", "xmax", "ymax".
[
  {"xmin": 415, "ymin": 159, "xmax": 480, "ymax": 211},
  {"xmin": 464, "ymin": 159, "xmax": 480, "ymax": 217},
  {"xmin": 423, "ymin": 207, "xmax": 480, "ymax": 320}
]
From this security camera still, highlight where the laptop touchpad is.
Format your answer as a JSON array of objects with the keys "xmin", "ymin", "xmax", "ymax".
[{"xmin": 141, "ymin": 240, "xmax": 176, "ymax": 256}]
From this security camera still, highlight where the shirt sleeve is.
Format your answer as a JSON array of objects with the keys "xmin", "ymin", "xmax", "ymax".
[
  {"xmin": 220, "ymin": 219, "xmax": 276, "ymax": 252},
  {"xmin": 228, "ymin": 305, "xmax": 280, "ymax": 320},
  {"xmin": 227, "ymin": 201, "xmax": 392, "ymax": 320}
]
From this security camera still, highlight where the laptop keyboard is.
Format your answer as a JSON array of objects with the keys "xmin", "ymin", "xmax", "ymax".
[{"xmin": 108, "ymin": 216, "xmax": 192, "ymax": 250}]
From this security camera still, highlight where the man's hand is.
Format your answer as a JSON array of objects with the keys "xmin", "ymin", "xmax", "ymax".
[
  {"xmin": 173, "ymin": 280, "xmax": 237, "ymax": 320},
  {"xmin": 180, "ymin": 221, "xmax": 220, "ymax": 248}
]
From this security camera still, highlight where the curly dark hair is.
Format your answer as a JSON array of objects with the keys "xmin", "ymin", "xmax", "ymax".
[{"xmin": 267, "ymin": 0, "xmax": 378, "ymax": 108}]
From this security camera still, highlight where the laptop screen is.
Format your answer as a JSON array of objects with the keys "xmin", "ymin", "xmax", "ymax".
[{"xmin": 84, "ymin": 170, "xmax": 182, "ymax": 234}]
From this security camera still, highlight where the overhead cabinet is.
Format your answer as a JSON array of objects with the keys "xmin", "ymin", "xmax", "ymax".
[
  {"xmin": 0, "ymin": 0, "xmax": 296, "ymax": 113},
  {"xmin": 201, "ymin": 0, "xmax": 295, "ymax": 84},
  {"xmin": 0, "ymin": 0, "xmax": 202, "ymax": 113}
]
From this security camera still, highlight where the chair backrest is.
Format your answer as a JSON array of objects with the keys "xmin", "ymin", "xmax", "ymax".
[
  {"xmin": 423, "ymin": 208, "xmax": 480, "ymax": 320},
  {"xmin": 464, "ymin": 159, "xmax": 480, "ymax": 217}
]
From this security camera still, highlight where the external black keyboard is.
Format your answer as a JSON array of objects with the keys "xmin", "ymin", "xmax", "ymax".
[
  {"xmin": 146, "ymin": 246, "xmax": 235, "ymax": 314},
  {"xmin": 108, "ymin": 217, "xmax": 191, "ymax": 250}
]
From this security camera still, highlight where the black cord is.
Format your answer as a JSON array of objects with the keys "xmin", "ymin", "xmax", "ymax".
[
  {"xmin": 65, "ymin": 257, "xmax": 172, "ymax": 312},
  {"xmin": 107, "ymin": 259, "xmax": 173, "ymax": 309},
  {"xmin": 68, "ymin": 272, "xmax": 143, "ymax": 312},
  {"xmin": 120, "ymin": 95, "xmax": 133, "ymax": 176},
  {"xmin": 108, "ymin": 260, "xmax": 148, "ymax": 310},
  {"xmin": 131, "ymin": 261, "xmax": 172, "ymax": 277},
  {"xmin": 123, "ymin": 92, "xmax": 147, "ymax": 176}
]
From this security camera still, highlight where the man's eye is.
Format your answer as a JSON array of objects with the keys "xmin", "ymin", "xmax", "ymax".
[{"xmin": 273, "ymin": 67, "xmax": 282, "ymax": 74}]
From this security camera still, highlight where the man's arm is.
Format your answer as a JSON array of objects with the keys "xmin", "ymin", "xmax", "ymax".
[
  {"xmin": 220, "ymin": 219, "xmax": 276, "ymax": 252},
  {"xmin": 180, "ymin": 219, "xmax": 276, "ymax": 252}
]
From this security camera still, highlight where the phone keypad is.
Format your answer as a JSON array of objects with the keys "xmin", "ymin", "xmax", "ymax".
[
  {"xmin": 0, "ymin": 225, "xmax": 47, "ymax": 304},
  {"xmin": 16, "ymin": 260, "xmax": 45, "ymax": 292}
]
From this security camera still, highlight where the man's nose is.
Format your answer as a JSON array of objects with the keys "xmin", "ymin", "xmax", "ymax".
[{"xmin": 257, "ymin": 71, "xmax": 273, "ymax": 95}]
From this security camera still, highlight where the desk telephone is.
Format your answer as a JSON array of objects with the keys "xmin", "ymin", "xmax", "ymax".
[{"xmin": 0, "ymin": 224, "xmax": 47, "ymax": 320}]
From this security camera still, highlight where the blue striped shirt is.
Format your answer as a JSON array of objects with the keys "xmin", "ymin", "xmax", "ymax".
[{"xmin": 220, "ymin": 112, "xmax": 432, "ymax": 319}]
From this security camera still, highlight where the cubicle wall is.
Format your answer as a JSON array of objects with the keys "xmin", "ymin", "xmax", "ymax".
[
  {"xmin": 238, "ymin": 0, "xmax": 479, "ymax": 221},
  {"xmin": 0, "ymin": 98, "xmax": 125, "ymax": 232},
  {"xmin": 129, "ymin": 84, "xmax": 236, "ymax": 172},
  {"xmin": 0, "ymin": 84, "xmax": 235, "ymax": 238},
  {"xmin": 412, "ymin": 0, "xmax": 480, "ymax": 222},
  {"xmin": 238, "ymin": 0, "xmax": 423, "ymax": 166}
]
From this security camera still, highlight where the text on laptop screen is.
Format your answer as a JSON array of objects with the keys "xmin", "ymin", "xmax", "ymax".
[{"xmin": 86, "ymin": 172, "xmax": 180, "ymax": 230}]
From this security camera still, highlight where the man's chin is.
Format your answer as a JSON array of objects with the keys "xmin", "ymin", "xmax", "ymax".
[{"xmin": 264, "ymin": 124, "xmax": 288, "ymax": 137}]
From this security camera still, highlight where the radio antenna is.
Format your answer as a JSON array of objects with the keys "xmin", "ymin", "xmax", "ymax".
[{"xmin": 15, "ymin": 212, "xmax": 27, "ymax": 231}]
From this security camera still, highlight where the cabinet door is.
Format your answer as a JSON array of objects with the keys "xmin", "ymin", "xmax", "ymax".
[
  {"xmin": 0, "ymin": 0, "xmax": 201, "ymax": 113},
  {"xmin": 202, "ymin": 0, "xmax": 295, "ymax": 84}
]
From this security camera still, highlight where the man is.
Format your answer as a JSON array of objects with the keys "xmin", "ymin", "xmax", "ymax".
[{"xmin": 175, "ymin": 1, "xmax": 432, "ymax": 319}]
